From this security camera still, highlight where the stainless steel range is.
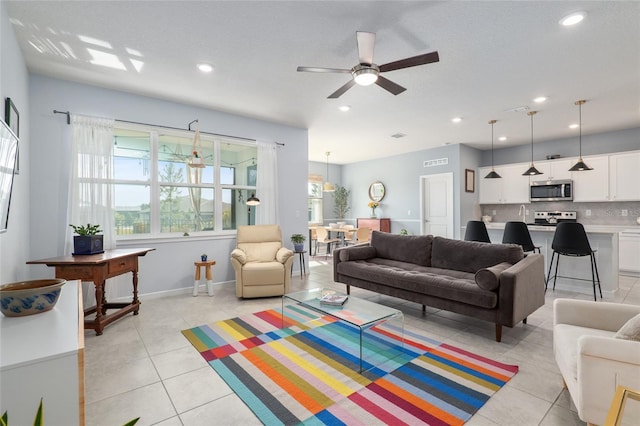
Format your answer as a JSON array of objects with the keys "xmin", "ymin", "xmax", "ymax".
[{"xmin": 529, "ymin": 211, "xmax": 577, "ymax": 226}]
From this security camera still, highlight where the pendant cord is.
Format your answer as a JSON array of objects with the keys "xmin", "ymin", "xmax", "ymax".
[{"xmin": 579, "ymin": 102, "xmax": 582, "ymax": 158}]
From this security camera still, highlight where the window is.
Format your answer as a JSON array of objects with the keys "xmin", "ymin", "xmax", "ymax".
[
  {"xmin": 112, "ymin": 124, "xmax": 257, "ymax": 238},
  {"xmin": 308, "ymin": 174, "xmax": 323, "ymax": 224}
]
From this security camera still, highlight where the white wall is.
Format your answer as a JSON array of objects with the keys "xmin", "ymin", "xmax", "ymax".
[
  {"xmin": 28, "ymin": 75, "xmax": 309, "ymax": 297},
  {"xmin": 0, "ymin": 2, "xmax": 30, "ymax": 284}
]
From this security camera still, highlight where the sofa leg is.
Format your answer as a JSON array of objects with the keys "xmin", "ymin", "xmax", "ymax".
[
  {"xmin": 495, "ymin": 324, "xmax": 502, "ymax": 342},
  {"xmin": 346, "ymin": 285, "xmax": 350, "ymax": 295},
  {"xmin": 422, "ymin": 305, "xmax": 426, "ymax": 313},
  {"xmin": 523, "ymin": 317, "xmax": 527, "ymax": 324}
]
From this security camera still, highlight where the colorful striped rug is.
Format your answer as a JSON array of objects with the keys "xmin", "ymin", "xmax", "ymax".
[{"xmin": 182, "ymin": 304, "xmax": 518, "ymax": 425}]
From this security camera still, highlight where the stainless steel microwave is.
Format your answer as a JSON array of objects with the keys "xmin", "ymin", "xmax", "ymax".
[{"xmin": 530, "ymin": 180, "xmax": 573, "ymax": 202}]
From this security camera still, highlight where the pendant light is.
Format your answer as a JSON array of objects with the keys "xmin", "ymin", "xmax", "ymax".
[
  {"xmin": 568, "ymin": 100, "xmax": 593, "ymax": 171},
  {"xmin": 484, "ymin": 120, "xmax": 501, "ymax": 179},
  {"xmin": 246, "ymin": 193, "xmax": 260, "ymax": 206},
  {"xmin": 323, "ymin": 151, "xmax": 335, "ymax": 192},
  {"xmin": 522, "ymin": 111, "xmax": 543, "ymax": 176}
]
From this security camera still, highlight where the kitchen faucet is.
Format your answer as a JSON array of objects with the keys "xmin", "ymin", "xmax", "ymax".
[{"xmin": 518, "ymin": 205, "xmax": 526, "ymax": 222}]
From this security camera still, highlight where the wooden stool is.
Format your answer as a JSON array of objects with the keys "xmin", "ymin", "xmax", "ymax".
[{"xmin": 193, "ymin": 260, "xmax": 216, "ymax": 297}]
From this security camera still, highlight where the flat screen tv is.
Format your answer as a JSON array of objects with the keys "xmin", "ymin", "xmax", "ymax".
[{"xmin": 0, "ymin": 119, "xmax": 18, "ymax": 233}]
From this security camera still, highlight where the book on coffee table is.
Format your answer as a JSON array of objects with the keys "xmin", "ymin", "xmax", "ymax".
[{"xmin": 319, "ymin": 294, "xmax": 348, "ymax": 306}]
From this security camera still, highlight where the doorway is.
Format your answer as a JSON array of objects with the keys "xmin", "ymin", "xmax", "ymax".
[{"xmin": 420, "ymin": 172, "xmax": 454, "ymax": 237}]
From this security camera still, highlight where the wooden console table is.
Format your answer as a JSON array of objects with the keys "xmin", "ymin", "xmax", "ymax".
[{"xmin": 27, "ymin": 248, "xmax": 154, "ymax": 335}]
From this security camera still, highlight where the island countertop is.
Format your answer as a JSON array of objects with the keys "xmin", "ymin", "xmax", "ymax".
[{"xmin": 482, "ymin": 222, "xmax": 634, "ymax": 234}]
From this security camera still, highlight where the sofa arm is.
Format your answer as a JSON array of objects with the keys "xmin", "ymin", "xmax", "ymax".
[
  {"xmin": 276, "ymin": 247, "xmax": 294, "ymax": 264},
  {"xmin": 231, "ymin": 248, "xmax": 247, "ymax": 265},
  {"xmin": 497, "ymin": 253, "xmax": 546, "ymax": 326},
  {"xmin": 333, "ymin": 245, "xmax": 375, "ymax": 282},
  {"xmin": 554, "ymin": 299, "xmax": 640, "ymax": 332}
]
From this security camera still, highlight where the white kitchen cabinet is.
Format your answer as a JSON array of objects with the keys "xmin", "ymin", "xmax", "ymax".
[
  {"xmin": 619, "ymin": 230, "xmax": 640, "ymax": 273},
  {"xmin": 572, "ymin": 155, "xmax": 610, "ymax": 202},
  {"xmin": 479, "ymin": 163, "xmax": 530, "ymax": 204},
  {"xmin": 0, "ymin": 280, "xmax": 84, "ymax": 425},
  {"xmin": 532, "ymin": 159, "xmax": 573, "ymax": 182},
  {"xmin": 610, "ymin": 151, "xmax": 640, "ymax": 201}
]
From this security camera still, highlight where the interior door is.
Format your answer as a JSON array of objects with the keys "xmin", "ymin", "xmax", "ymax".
[{"xmin": 421, "ymin": 173, "xmax": 453, "ymax": 237}]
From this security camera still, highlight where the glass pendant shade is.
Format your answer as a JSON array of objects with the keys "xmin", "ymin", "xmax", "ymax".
[
  {"xmin": 522, "ymin": 111, "xmax": 543, "ymax": 176},
  {"xmin": 484, "ymin": 120, "xmax": 502, "ymax": 179},
  {"xmin": 569, "ymin": 100, "xmax": 592, "ymax": 171},
  {"xmin": 323, "ymin": 151, "xmax": 335, "ymax": 192}
]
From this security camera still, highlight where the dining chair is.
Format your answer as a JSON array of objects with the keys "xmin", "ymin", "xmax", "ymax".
[
  {"xmin": 315, "ymin": 227, "xmax": 340, "ymax": 259},
  {"xmin": 355, "ymin": 227, "xmax": 371, "ymax": 244},
  {"xmin": 342, "ymin": 225, "xmax": 355, "ymax": 245}
]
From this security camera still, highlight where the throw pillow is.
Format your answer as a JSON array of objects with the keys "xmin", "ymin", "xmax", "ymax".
[
  {"xmin": 474, "ymin": 262, "xmax": 512, "ymax": 291},
  {"xmin": 614, "ymin": 313, "xmax": 640, "ymax": 342}
]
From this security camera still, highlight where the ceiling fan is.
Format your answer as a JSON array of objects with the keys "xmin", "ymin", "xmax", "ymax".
[{"xmin": 297, "ymin": 31, "xmax": 439, "ymax": 99}]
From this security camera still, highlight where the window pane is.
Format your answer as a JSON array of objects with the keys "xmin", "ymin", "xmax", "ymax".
[
  {"xmin": 114, "ymin": 184, "xmax": 150, "ymax": 235},
  {"xmin": 158, "ymin": 134, "xmax": 213, "ymax": 184},
  {"xmin": 309, "ymin": 198, "xmax": 323, "ymax": 224},
  {"xmin": 114, "ymin": 129, "xmax": 151, "ymax": 181},
  {"xmin": 220, "ymin": 143, "xmax": 257, "ymax": 185},
  {"xmin": 222, "ymin": 188, "xmax": 258, "ymax": 229},
  {"xmin": 159, "ymin": 186, "xmax": 214, "ymax": 233},
  {"xmin": 309, "ymin": 182, "xmax": 323, "ymax": 198}
]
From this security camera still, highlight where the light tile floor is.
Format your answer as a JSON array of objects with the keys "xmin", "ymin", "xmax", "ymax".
[{"xmin": 84, "ymin": 259, "xmax": 640, "ymax": 426}]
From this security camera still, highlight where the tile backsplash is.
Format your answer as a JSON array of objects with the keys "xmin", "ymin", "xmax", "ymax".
[{"xmin": 481, "ymin": 201, "xmax": 640, "ymax": 227}]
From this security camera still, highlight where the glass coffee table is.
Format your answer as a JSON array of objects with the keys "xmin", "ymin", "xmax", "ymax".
[{"xmin": 282, "ymin": 288, "xmax": 404, "ymax": 372}]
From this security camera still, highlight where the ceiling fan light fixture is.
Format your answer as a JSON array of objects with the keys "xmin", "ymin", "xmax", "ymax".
[{"xmin": 352, "ymin": 65, "xmax": 379, "ymax": 86}]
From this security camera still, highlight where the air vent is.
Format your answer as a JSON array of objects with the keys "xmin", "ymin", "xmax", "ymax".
[
  {"xmin": 424, "ymin": 158, "xmax": 449, "ymax": 167},
  {"xmin": 391, "ymin": 133, "xmax": 406, "ymax": 139}
]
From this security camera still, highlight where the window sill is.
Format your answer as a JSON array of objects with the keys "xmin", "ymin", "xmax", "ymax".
[{"xmin": 116, "ymin": 232, "xmax": 237, "ymax": 246}]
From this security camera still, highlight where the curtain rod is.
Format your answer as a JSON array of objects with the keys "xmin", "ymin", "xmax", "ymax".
[{"xmin": 52, "ymin": 110, "xmax": 285, "ymax": 146}]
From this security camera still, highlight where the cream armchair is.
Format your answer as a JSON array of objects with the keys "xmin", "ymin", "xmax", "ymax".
[
  {"xmin": 553, "ymin": 299, "xmax": 640, "ymax": 426},
  {"xmin": 231, "ymin": 224, "xmax": 294, "ymax": 298}
]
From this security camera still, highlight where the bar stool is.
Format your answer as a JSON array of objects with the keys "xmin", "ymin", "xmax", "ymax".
[
  {"xmin": 464, "ymin": 220, "xmax": 491, "ymax": 243},
  {"xmin": 502, "ymin": 221, "xmax": 541, "ymax": 253},
  {"xmin": 546, "ymin": 222, "xmax": 602, "ymax": 301},
  {"xmin": 193, "ymin": 260, "xmax": 216, "ymax": 297}
]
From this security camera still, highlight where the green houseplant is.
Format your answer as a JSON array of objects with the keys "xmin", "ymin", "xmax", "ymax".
[
  {"xmin": 69, "ymin": 223, "xmax": 104, "ymax": 255},
  {"xmin": 291, "ymin": 234, "xmax": 306, "ymax": 252},
  {"xmin": 333, "ymin": 185, "xmax": 351, "ymax": 220}
]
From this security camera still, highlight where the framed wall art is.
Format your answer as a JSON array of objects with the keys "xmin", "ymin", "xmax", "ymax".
[{"xmin": 465, "ymin": 169, "xmax": 475, "ymax": 193}]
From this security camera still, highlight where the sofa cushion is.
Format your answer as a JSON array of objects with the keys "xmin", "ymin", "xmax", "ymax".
[
  {"xmin": 431, "ymin": 237, "xmax": 524, "ymax": 273},
  {"xmin": 614, "ymin": 313, "xmax": 640, "ymax": 341},
  {"xmin": 336, "ymin": 260, "xmax": 497, "ymax": 308},
  {"xmin": 475, "ymin": 262, "xmax": 513, "ymax": 291},
  {"xmin": 238, "ymin": 242, "xmax": 281, "ymax": 262},
  {"xmin": 370, "ymin": 231, "xmax": 433, "ymax": 267}
]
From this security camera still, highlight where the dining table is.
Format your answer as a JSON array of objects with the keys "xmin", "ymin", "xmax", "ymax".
[{"xmin": 308, "ymin": 226, "xmax": 357, "ymax": 255}]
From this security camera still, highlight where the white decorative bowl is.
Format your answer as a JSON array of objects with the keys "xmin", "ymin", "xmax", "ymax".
[
  {"xmin": 0, "ymin": 279, "xmax": 66, "ymax": 317},
  {"xmin": 336, "ymin": 221, "xmax": 346, "ymax": 228},
  {"xmin": 329, "ymin": 223, "xmax": 338, "ymax": 228}
]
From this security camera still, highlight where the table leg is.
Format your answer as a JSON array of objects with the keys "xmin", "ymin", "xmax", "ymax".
[
  {"xmin": 94, "ymin": 281, "xmax": 105, "ymax": 335},
  {"xmin": 132, "ymin": 269, "xmax": 140, "ymax": 314},
  {"xmin": 205, "ymin": 265, "xmax": 214, "ymax": 296},
  {"xmin": 193, "ymin": 266, "xmax": 201, "ymax": 297},
  {"xmin": 101, "ymin": 285, "xmax": 108, "ymax": 315}
]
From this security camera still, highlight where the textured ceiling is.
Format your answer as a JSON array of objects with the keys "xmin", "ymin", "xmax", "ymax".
[{"xmin": 6, "ymin": 1, "xmax": 640, "ymax": 164}]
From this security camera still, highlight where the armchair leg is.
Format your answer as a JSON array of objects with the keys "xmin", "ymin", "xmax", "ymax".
[{"xmin": 346, "ymin": 285, "xmax": 350, "ymax": 295}]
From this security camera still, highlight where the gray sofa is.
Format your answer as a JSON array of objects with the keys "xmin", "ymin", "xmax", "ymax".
[{"xmin": 333, "ymin": 231, "xmax": 546, "ymax": 341}]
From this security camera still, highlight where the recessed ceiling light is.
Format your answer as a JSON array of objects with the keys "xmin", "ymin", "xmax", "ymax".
[
  {"xmin": 498, "ymin": 136, "xmax": 507, "ymax": 141},
  {"xmin": 560, "ymin": 11, "xmax": 586, "ymax": 26},
  {"xmin": 338, "ymin": 105, "xmax": 351, "ymax": 112},
  {"xmin": 569, "ymin": 123, "xmax": 580, "ymax": 129},
  {"xmin": 197, "ymin": 63, "xmax": 214, "ymax": 73},
  {"xmin": 451, "ymin": 117, "xmax": 462, "ymax": 123},
  {"xmin": 533, "ymin": 96, "xmax": 547, "ymax": 103}
]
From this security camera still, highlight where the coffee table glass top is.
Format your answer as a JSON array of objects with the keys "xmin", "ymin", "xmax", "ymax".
[{"xmin": 284, "ymin": 287, "xmax": 401, "ymax": 327}]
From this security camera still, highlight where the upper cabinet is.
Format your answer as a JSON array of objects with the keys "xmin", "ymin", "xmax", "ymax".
[
  {"xmin": 610, "ymin": 151, "xmax": 640, "ymax": 201},
  {"xmin": 479, "ymin": 163, "xmax": 530, "ymax": 204},
  {"xmin": 572, "ymin": 155, "xmax": 610, "ymax": 202},
  {"xmin": 532, "ymin": 159, "xmax": 573, "ymax": 182}
]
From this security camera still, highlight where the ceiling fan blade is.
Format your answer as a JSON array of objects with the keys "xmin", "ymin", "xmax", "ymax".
[
  {"xmin": 379, "ymin": 51, "xmax": 440, "ymax": 73},
  {"xmin": 375, "ymin": 76, "xmax": 406, "ymax": 95},
  {"xmin": 328, "ymin": 79, "xmax": 356, "ymax": 99},
  {"xmin": 297, "ymin": 66, "xmax": 351, "ymax": 73},
  {"xmin": 356, "ymin": 31, "xmax": 376, "ymax": 65}
]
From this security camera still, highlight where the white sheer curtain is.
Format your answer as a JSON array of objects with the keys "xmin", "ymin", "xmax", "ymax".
[
  {"xmin": 64, "ymin": 115, "xmax": 116, "ymax": 254},
  {"xmin": 256, "ymin": 140, "xmax": 278, "ymax": 224}
]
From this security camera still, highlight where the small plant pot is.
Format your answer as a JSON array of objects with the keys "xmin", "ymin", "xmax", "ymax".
[
  {"xmin": 293, "ymin": 243, "xmax": 304, "ymax": 252},
  {"xmin": 201, "ymin": 255, "xmax": 208, "ymax": 262},
  {"xmin": 73, "ymin": 235, "xmax": 104, "ymax": 255}
]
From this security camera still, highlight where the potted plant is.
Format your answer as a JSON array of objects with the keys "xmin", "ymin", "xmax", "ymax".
[
  {"xmin": 291, "ymin": 234, "xmax": 306, "ymax": 252},
  {"xmin": 333, "ymin": 185, "xmax": 351, "ymax": 220},
  {"xmin": 69, "ymin": 223, "xmax": 104, "ymax": 255}
]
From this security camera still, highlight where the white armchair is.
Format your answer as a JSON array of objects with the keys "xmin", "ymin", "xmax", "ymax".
[
  {"xmin": 231, "ymin": 224, "xmax": 294, "ymax": 298},
  {"xmin": 553, "ymin": 299, "xmax": 640, "ymax": 426}
]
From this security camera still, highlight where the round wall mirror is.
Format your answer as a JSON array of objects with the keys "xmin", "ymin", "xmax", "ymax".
[{"xmin": 368, "ymin": 181, "xmax": 386, "ymax": 202}]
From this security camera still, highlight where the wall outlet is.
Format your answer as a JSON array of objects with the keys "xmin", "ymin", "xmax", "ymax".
[
  {"xmin": 585, "ymin": 209, "xmax": 592, "ymax": 217},
  {"xmin": 407, "ymin": 210, "xmax": 411, "ymax": 216},
  {"xmin": 622, "ymin": 209, "xmax": 628, "ymax": 216},
  {"xmin": 525, "ymin": 209, "xmax": 529, "ymax": 215},
  {"xmin": 492, "ymin": 210, "xmax": 497, "ymax": 215}
]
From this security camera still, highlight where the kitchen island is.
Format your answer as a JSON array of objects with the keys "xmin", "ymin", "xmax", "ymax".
[{"xmin": 481, "ymin": 223, "xmax": 622, "ymax": 296}]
